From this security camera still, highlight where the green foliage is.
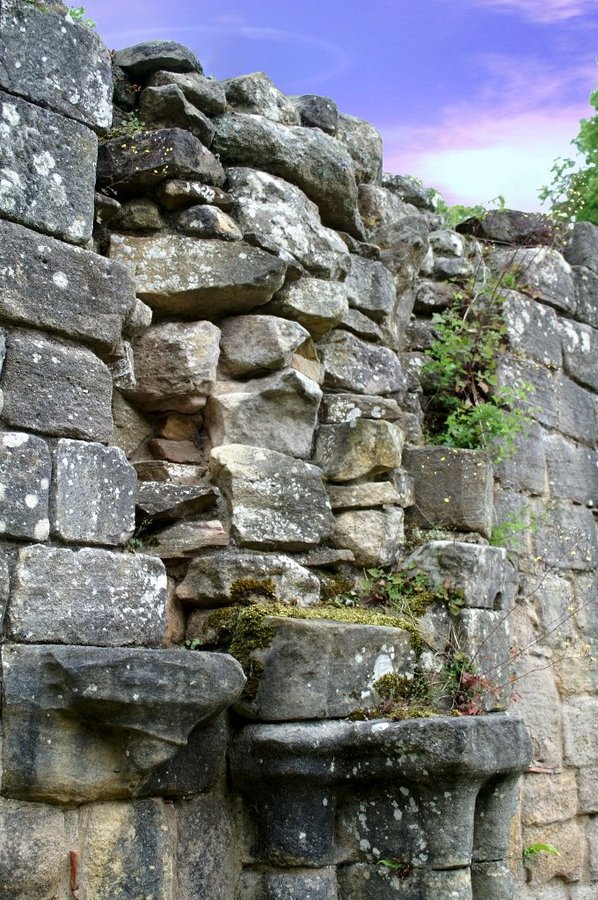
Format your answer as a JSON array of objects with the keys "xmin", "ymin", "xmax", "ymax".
[
  {"xmin": 105, "ymin": 113, "xmax": 147, "ymax": 140},
  {"xmin": 21, "ymin": 0, "xmax": 95, "ymax": 27},
  {"xmin": 421, "ymin": 281, "xmax": 534, "ymax": 463},
  {"xmin": 432, "ymin": 192, "xmax": 506, "ymax": 229},
  {"xmin": 539, "ymin": 89, "xmax": 598, "ymax": 224},
  {"xmin": 522, "ymin": 843, "xmax": 561, "ymax": 866},
  {"xmin": 362, "ymin": 568, "xmax": 465, "ymax": 618}
]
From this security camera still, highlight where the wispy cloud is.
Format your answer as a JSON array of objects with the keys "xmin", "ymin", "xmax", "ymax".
[{"xmin": 458, "ymin": 0, "xmax": 596, "ymax": 25}]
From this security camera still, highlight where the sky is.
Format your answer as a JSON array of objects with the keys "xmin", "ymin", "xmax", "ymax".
[{"xmin": 82, "ymin": 0, "xmax": 598, "ymax": 212}]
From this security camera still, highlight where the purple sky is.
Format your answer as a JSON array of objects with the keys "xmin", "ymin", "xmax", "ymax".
[{"xmin": 83, "ymin": 0, "xmax": 597, "ymax": 212}]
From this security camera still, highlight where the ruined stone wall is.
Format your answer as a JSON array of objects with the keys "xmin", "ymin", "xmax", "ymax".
[{"xmin": 0, "ymin": 2, "xmax": 595, "ymax": 898}]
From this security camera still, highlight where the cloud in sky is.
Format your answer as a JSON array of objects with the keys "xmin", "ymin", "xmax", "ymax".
[{"xmin": 460, "ymin": 0, "xmax": 595, "ymax": 24}]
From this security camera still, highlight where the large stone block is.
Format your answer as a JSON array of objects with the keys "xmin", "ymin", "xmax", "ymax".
[
  {"xmin": 2, "ymin": 329, "xmax": 113, "ymax": 442},
  {"xmin": 0, "ymin": 219, "xmax": 134, "ymax": 353},
  {"xmin": 139, "ymin": 84, "xmax": 215, "ymax": 145},
  {"xmin": 559, "ymin": 317, "xmax": 598, "ymax": 391},
  {"xmin": 543, "ymin": 433, "xmax": 598, "ymax": 504},
  {"xmin": 563, "ymin": 696, "xmax": 598, "ymax": 766},
  {"xmin": 503, "ymin": 291, "xmax": 562, "ymax": 368},
  {"xmin": 7, "ymin": 545, "xmax": 167, "ymax": 646},
  {"xmin": 0, "ymin": 798, "xmax": 70, "ymax": 899},
  {"xmin": 564, "ymin": 220, "xmax": 598, "ymax": 273},
  {"xmin": 0, "ymin": 91, "xmax": 96, "ymax": 244},
  {"xmin": 523, "ymin": 819, "xmax": 584, "ymax": 886},
  {"xmin": 403, "ymin": 541, "xmax": 507, "ymax": 610},
  {"xmin": 337, "ymin": 864, "xmax": 472, "ymax": 899},
  {"xmin": 223, "ymin": 72, "xmax": 300, "ymax": 124},
  {"xmin": 109, "ymin": 233, "xmax": 286, "ymax": 318},
  {"xmin": 556, "ymin": 373, "xmax": 597, "ymax": 446},
  {"xmin": 318, "ymin": 331, "xmax": 406, "ymax": 394},
  {"xmin": 532, "ymin": 501, "xmax": 598, "ymax": 572},
  {"xmin": 263, "ymin": 278, "xmax": 348, "ymax": 341},
  {"xmin": 226, "ymin": 167, "xmax": 350, "ymax": 280},
  {"xmin": 218, "ymin": 314, "xmax": 310, "ymax": 377},
  {"xmin": 345, "ymin": 254, "xmax": 396, "ymax": 323},
  {"xmin": 211, "ymin": 444, "xmax": 334, "ymax": 550},
  {"xmin": 494, "ymin": 420, "xmax": 547, "ymax": 495},
  {"xmin": 114, "ymin": 40, "xmax": 202, "ymax": 78},
  {"xmin": 327, "ymin": 481, "xmax": 402, "ymax": 510},
  {"xmin": 511, "ymin": 655, "xmax": 563, "ymax": 767},
  {"xmin": 147, "ymin": 70, "xmax": 227, "ymax": 116},
  {"xmin": 521, "ymin": 773, "xmax": 578, "ymax": 826},
  {"xmin": 403, "ymin": 447, "xmax": 494, "ymax": 538},
  {"xmin": 176, "ymin": 793, "xmax": 242, "ymax": 900},
  {"xmin": 572, "ymin": 265, "xmax": 598, "ymax": 329},
  {"xmin": 496, "ymin": 355, "xmax": 558, "ymax": 429},
  {"xmin": 207, "ymin": 369, "xmax": 322, "ymax": 459},
  {"xmin": 335, "ymin": 111, "xmax": 383, "ymax": 184},
  {"xmin": 320, "ymin": 393, "xmax": 401, "ymax": 424},
  {"xmin": 314, "ymin": 420, "xmax": 404, "ymax": 482},
  {"xmin": 0, "ymin": 432, "xmax": 50, "ymax": 541},
  {"xmin": 489, "ymin": 246, "xmax": 575, "ymax": 313},
  {"xmin": 265, "ymin": 869, "xmax": 338, "ymax": 900},
  {"xmin": 0, "ymin": 0, "xmax": 112, "ymax": 130},
  {"xmin": 453, "ymin": 609, "xmax": 511, "ymax": 711},
  {"xmin": 213, "ymin": 112, "xmax": 362, "ymax": 236},
  {"xmin": 332, "ymin": 506, "xmax": 404, "ymax": 567},
  {"xmin": 52, "ymin": 440, "xmax": 136, "ymax": 546},
  {"xmin": 578, "ymin": 767, "xmax": 598, "ymax": 814}
]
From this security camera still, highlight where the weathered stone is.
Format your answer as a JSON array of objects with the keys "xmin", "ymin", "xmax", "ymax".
[
  {"xmin": 522, "ymin": 773, "xmax": 578, "ymax": 826},
  {"xmin": 219, "ymin": 314, "xmax": 310, "ymax": 377},
  {"xmin": 123, "ymin": 296, "xmax": 153, "ymax": 340},
  {"xmin": 345, "ymin": 254, "xmax": 396, "ymax": 323},
  {"xmin": 404, "ymin": 448, "xmax": 494, "ymax": 538},
  {"xmin": 496, "ymin": 354, "xmax": 558, "ymax": 429},
  {"xmin": 263, "ymin": 278, "xmax": 348, "ymax": 340},
  {"xmin": 142, "ymin": 713, "xmax": 228, "ymax": 796},
  {"xmin": 0, "ymin": 432, "xmax": 50, "ymax": 542},
  {"xmin": 148, "ymin": 438, "xmax": 204, "ymax": 465},
  {"xmin": 295, "ymin": 547, "xmax": 355, "ymax": 566},
  {"xmin": 176, "ymin": 793, "xmax": 242, "ymax": 900},
  {"xmin": 265, "ymin": 869, "xmax": 338, "ymax": 899},
  {"xmin": 133, "ymin": 460, "xmax": 207, "ymax": 484},
  {"xmin": 495, "ymin": 420, "xmax": 547, "ymax": 495},
  {"xmin": 210, "ymin": 444, "xmax": 334, "ymax": 549},
  {"xmin": 177, "ymin": 548, "xmax": 320, "ymax": 607},
  {"xmin": 155, "ymin": 412, "xmax": 201, "ymax": 441},
  {"xmin": 95, "ymin": 190, "xmax": 121, "ymax": 226},
  {"xmin": 512, "ymin": 654, "xmax": 563, "ymax": 767},
  {"xmin": 523, "ymin": 819, "xmax": 584, "ymax": 885},
  {"xmin": 137, "ymin": 481, "xmax": 218, "ymax": 521},
  {"xmin": 559, "ymin": 317, "xmax": 598, "ymax": 391},
  {"xmin": 358, "ymin": 188, "xmax": 430, "ymax": 279},
  {"xmin": 109, "ymin": 339, "xmax": 137, "ymax": 392},
  {"xmin": 314, "ymin": 420, "xmax": 404, "ymax": 481},
  {"xmin": 52, "ymin": 440, "xmax": 136, "ymax": 546},
  {"xmin": 429, "ymin": 229, "xmax": 467, "ymax": 258},
  {"xmin": 572, "ymin": 265, "xmax": 598, "ymax": 329},
  {"xmin": 207, "ymin": 369, "xmax": 322, "ymax": 459},
  {"xmin": 2, "ymin": 329, "xmax": 113, "ymax": 441},
  {"xmin": 78, "ymin": 800, "xmax": 174, "ymax": 900},
  {"xmin": 532, "ymin": 501, "xmax": 598, "ymax": 572},
  {"xmin": 109, "ymin": 233, "xmax": 286, "ymax": 318},
  {"xmin": 414, "ymin": 278, "xmax": 463, "ymax": 313},
  {"xmin": 156, "ymin": 179, "xmax": 234, "ymax": 210},
  {"xmin": 112, "ymin": 197, "xmax": 164, "ymax": 232},
  {"xmin": 578, "ymin": 767, "xmax": 598, "ymax": 813},
  {"xmin": 0, "ymin": 90, "xmax": 96, "ymax": 244},
  {"xmin": 226, "ymin": 167, "xmax": 350, "ymax": 279},
  {"xmin": 562, "ymin": 696, "xmax": 598, "ymax": 766},
  {"xmin": 126, "ymin": 320, "xmax": 220, "ymax": 413},
  {"xmin": 139, "ymin": 84, "xmax": 215, "ymax": 145},
  {"xmin": 455, "ymin": 610, "xmax": 510, "ymax": 711},
  {"xmin": 457, "ymin": 209, "xmax": 557, "ymax": 246},
  {"xmin": 327, "ymin": 482, "xmax": 401, "ymax": 510},
  {"xmin": 404, "ymin": 542, "xmax": 507, "ymax": 610},
  {"xmin": 147, "ymin": 70, "xmax": 227, "ymax": 116},
  {"xmin": 0, "ymin": 0, "xmax": 112, "ymax": 130},
  {"xmin": 223, "ymin": 72, "xmax": 299, "ymax": 124},
  {"xmin": 543, "ymin": 433, "xmax": 598, "ymax": 503},
  {"xmin": 0, "ymin": 798, "xmax": 70, "ymax": 899},
  {"xmin": 489, "ymin": 247, "xmax": 575, "ymax": 313},
  {"xmin": 564, "ymin": 220, "xmax": 598, "ymax": 273},
  {"xmin": 1, "ymin": 643, "xmax": 244, "ymax": 802},
  {"xmin": 503, "ymin": 291, "xmax": 562, "ymax": 368},
  {"xmin": 7, "ymin": 545, "xmax": 167, "ymax": 646},
  {"xmin": 213, "ymin": 113, "xmax": 362, "ymax": 236},
  {"xmin": 381, "ymin": 172, "xmax": 436, "ymax": 210},
  {"xmin": 320, "ymin": 393, "xmax": 401, "ymax": 424},
  {"xmin": 97, "ymin": 128, "xmax": 224, "ymax": 197},
  {"xmin": 143, "ymin": 520, "xmax": 228, "ymax": 558},
  {"xmin": 235, "ymin": 616, "xmax": 416, "ymax": 720},
  {"xmin": 318, "ymin": 331, "xmax": 406, "ymax": 394},
  {"xmin": 334, "ymin": 112, "xmax": 383, "ymax": 184},
  {"xmin": 110, "ymin": 391, "xmax": 153, "ymax": 458},
  {"xmin": 337, "ymin": 864, "xmax": 472, "ymax": 899},
  {"xmin": 333, "ymin": 506, "xmax": 404, "ymax": 567},
  {"xmin": 292, "ymin": 94, "xmax": 339, "ymax": 133},
  {"xmin": 175, "ymin": 204, "xmax": 242, "ymax": 240},
  {"xmin": 113, "ymin": 41, "xmax": 202, "ymax": 78},
  {"xmin": 341, "ymin": 307, "xmax": 384, "ymax": 341}
]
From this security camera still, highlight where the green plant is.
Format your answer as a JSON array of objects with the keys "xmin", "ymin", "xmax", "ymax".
[
  {"xmin": 378, "ymin": 859, "xmax": 413, "ymax": 877},
  {"xmin": 431, "ymin": 193, "xmax": 506, "ymax": 229},
  {"xmin": 67, "ymin": 5, "xmax": 95, "ymax": 26},
  {"xmin": 105, "ymin": 113, "xmax": 147, "ymax": 140},
  {"xmin": 522, "ymin": 843, "xmax": 561, "ymax": 866},
  {"xmin": 362, "ymin": 568, "xmax": 465, "ymax": 618}
]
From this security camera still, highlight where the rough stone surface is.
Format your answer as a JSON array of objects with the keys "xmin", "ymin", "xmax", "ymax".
[
  {"xmin": 113, "ymin": 41, "xmax": 202, "ymax": 78},
  {"xmin": 345, "ymin": 254, "xmax": 396, "ymax": 322},
  {"xmin": 0, "ymin": 798, "xmax": 69, "ymax": 899},
  {"xmin": 341, "ymin": 307, "xmax": 384, "ymax": 341},
  {"xmin": 562, "ymin": 696, "xmax": 598, "ymax": 766},
  {"xmin": 177, "ymin": 549, "xmax": 321, "ymax": 607},
  {"xmin": 564, "ymin": 220, "xmax": 598, "ymax": 273},
  {"xmin": 320, "ymin": 393, "xmax": 401, "ymax": 424},
  {"xmin": 223, "ymin": 72, "xmax": 300, "ymax": 125},
  {"xmin": 327, "ymin": 481, "xmax": 402, "ymax": 510},
  {"xmin": 175, "ymin": 204, "xmax": 242, "ymax": 240},
  {"xmin": 7, "ymin": 545, "xmax": 167, "ymax": 647},
  {"xmin": 332, "ymin": 506, "xmax": 404, "ymax": 567},
  {"xmin": 334, "ymin": 112, "xmax": 383, "ymax": 184},
  {"xmin": 503, "ymin": 291, "xmax": 562, "ymax": 368},
  {"xmin": 147, "ymin": 70, "xmax": 227, "ymax": 116},
  {"xmin": 381, "ymin": 172, "xmax": 436, "ymax": 210},
  {"xmin": 210, "ymin": 444, "xmax": 334, "ymax": 549},
  {"xmin": 0, "ymin": 432, "xmax": 50, "ymax": 542},
  {"xmin": 52, "ymin": 440, "xmax": 136, "ymax": 546},
  {"xmin": 404, "ymin": 448, "xmax": 494, "ymax": 538},
  {"xmin": 523, "ymin": 819, "xmax": 584, "ymax": 885},
  {"xmin": 572, "ymin": 265, "xmax": 598, "ymax": 328},
  {"xmin": 318, "ymin": 331, "xmax": 406, "ymax": 394},
  {"xmin": 226, "ymin": 167, "xmax": 350, "ymax": 279},
  {"xmin": 128, "ymin": 320, "xmax": 220, "ymax": 413},
  {"xmin": 176, "ymin": 793, "xmax": 242, "ymax": 900},
  {"xmin": 219, "ymin": 314, "xmax": 310, "ymax": 377},
  {"xmin": 110, "ymin": 391, "xmax": 153, "ymax": 458},
  {"xmin": 265, "ymin": 869, "xmax": 338, "ymax": 899},
  {"xmin": 543, "ymin": 432, "xmax": 598, "ymax": 503},
  {"xmin": 110, "ymin": 233, "xmax": 286, "ymax": 318},
  {"xmin": 2, "ymin": 329, "xmax": 113, "ymax": 442},
  {"xmin": 521, "ymin": 773, "xmax": 578, "ymax": 826},
  {"xmin": 207, "ymin": 369, "xmax": 322, "ymax": 459},
  {"xmin": 136, "ymin": 480, "xmax": 217, "ymax": 521},
  {"xmin": 457, "ymin": 209, "xmax": 557, "ymax": 246},
  {"xmin": 314, "ymin": 420, "xmax": 404, "ymax": 481},
  {"xmin": 213, "ymin": 113, "xmax": 362, "ymax": 236},
  {"xmin": 292, "ymin": 94, "xmax": 339, "ymax": 133},
  {"xmin": 578, "ymin": 767, "xmax": 598, "ymax": 814},
  {"xmin": 337, "ymin": 864, "xmax": 472, "ymax": 899},
  {"xmin": 403, "ymin": 542, "xmax": 508, "ymax": 610},
  {"xmin": 97, "ymin": 128, "xmax": 224, "ymax": 197},
  {"xmin": 559, "ymin": 317, "xmax": 598, "ymax": 391},
  {"xmin": 139, "ymin": 84, "xmax": 215, "ymax": 145},
  {"xmin": 0, "ymin": 90, "xmax": 97, "ymax": 243},
  {"xmin": 490, "ymin": 247, "xmax": 575, "ymax": 314},
  {"xmin": 142, "ymin": 520, "xmax": 228, "ymax": 558},
  {"xmin": 112, "ymin": 197, "xmax": 164, "ymax": 233},
  {"xmin": 531, "ymin": 501, "xmax": 598, "ymax": 572},
  {"xmin": 264, "ymin": 278, "xmax": 348, "ymax": 341}
]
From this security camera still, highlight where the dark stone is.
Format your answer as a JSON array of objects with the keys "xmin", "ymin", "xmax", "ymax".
[
  {"xmin": 0, "ymin": 432, "xmax": 51, "ymax": 542},
  {"xmin": 413, "ymin": 279, "xmax": 462, "ymax": 313},
  {"xmin": 0, "ymin": 0, "xmax": 112, "ymax": 131},
  {"xmin": 564, "ymin": 220, "xmax": 598, "ymax": 273},
  {"xmin": 556, "ymin": 373, "xmax": 596, "ymax": 446},
  {"xmin": 292, "ymin": 94, "xmax": 339, "ymax": 134},
  {"xmin": 156, "ymin": 179, "xmax": 234, "ymax": 211},
  {"xmin": 0, "ymin": 91, "xmax": 96, "ymax": 244},
  {"xmin": 381, "ymin": 172, "xmax": 436, "ymax": 210},
  {"xmin": 112, "ymin": 198, "xmax": 164, "ymax": 232},
  {"xmin": 95, "ymin": 190, "xmax": 121, "ymax": 226},
  {"xmin": 147, "ymin": 70, "xmax": 227, "ymax": 116},
  {"xmin": 97, "ymin": 128, "xmax": 224, "ymax": 197},
  {"xmin": 337, "ymin": 864, "xmax": 472, "ymax": 899},
  {"xmin": 457, "ymin": 209, "xmax": 558, "ymax": 246},
  {"xmin": 140, "ymin": 715, "xmax": 228, "ymax": 798},
  {"xmin": 139, "ymin": 84, "xmax": 215, "ymax": 146},
  {"xmin": 112, "ymin": 63, "xmax": 138, "ymax": 110},
  {"xmin": 265, "ymin": 868, "xmax": 338, "ymax": 899},
  {"xmin": 2, "ymin": 329, "xmax": 113, "ymax": 442},
  {"xmin": 175, "ymin": 204, "xmax": 242, "ymax": 240},
  {"xmin": 136, "ymin": 481, "xmax": 218, "ymax": 521},
  {"xmin": 559, "ymin": 318, "xmax": 598, "ymax": 391},
  {"xmin": 572, "ymin": 265, "xmax": 598, "ymax": 329},
  {"xmin": 0, "ymin": 218, "xmax": 135, "ymax": 353},
  {"xmin": 0, "ymin": 798, "xmax": 69, "ymax": 899},
  {"xmin": 113, "ymin": 41, "xmax": 203, "ymax": 79},
  {"xmin": 176, "ymin": 792, "xmax": 242, "ymax": 899}
]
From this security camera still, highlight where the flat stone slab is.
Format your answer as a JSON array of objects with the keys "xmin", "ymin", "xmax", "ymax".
[
  {"xmin": 333, "ymin": 506, "xmax": 405, "ymax": 567},
  {"xmin": 218, "ymin": 314, "xmax": 310, "ymax": 377},
  {"xmin": 318, "ymin": 331, "xmax": 406, "ymax": 395},
  {"xmin": 0, "ymin": 219, "xmax": 134, "ymax": 352},
  {"xmin": 136, "ymin": 481, "xmax": 218, "ymax": 520},
  {"xmin": 2, "ymin": 329, "xmax": 113, "ymax": 442},
  {"xmin": 7, "ymin": 545, "xmax": 167, "ymax": 647},
  {"xmin": 314, "ymin": 420, "xmax": 404, "ymax": 482},
  {"xmin": 0, "ymin": 0, "xmax": 112, "ymax": 130},
  {"xmin": 0, "ymin": 91, "xmax": 97, "ymax": 243},
  {"xmin": 320, "ymin": 393, "xmax": 401, "ymax": 424},
  {"xmin": 0, "ymin": 432, "xmax": 51, "ymax": 541},
  {"xmin": 109, "ymin": 233, "xmax": 286, "ymax": 318},
  {"xmin": 403, "ymin": 541, "xmax": 508, "ymax": 610}
]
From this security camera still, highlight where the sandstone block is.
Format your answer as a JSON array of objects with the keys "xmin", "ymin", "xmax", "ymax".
[
  {"xmin": 496, "ymin": 355, "xmax": 558, "ymax": 429},
  {"xmin": 543, "ymin": 433, "xmax": 598, "ymax": 504},
  {"xmin": 147, "ymin": 70, "xmax": 227, "ymax": 116},
  {"xmin": 110, "ymin": 391, "xmax": 153, "ymax": 458},
  {"xmin": 265, "ymin": 869, "xmax": 338, "ymax": 900},
  {"xmin": 532, "ymin": 501, "xmax": 598, "ymax": 572},
  {"xmin": 177, "ymin": 548, "xmax": 320, "ymax": 608},
  {"xmin": 521, "ymin": 773, "xmax": 578, "ymax": 826},
  {"xmin": 563, "ymin": 696, "xmax": 598, "ymax": 766},
  {"xmin": 319, "ymin": 331, "xmax": 406, "ymax": 394},
  {"xmin": 557, "ymin": 373, "xmax": 597, "ymax": 446},
  {"xmin": 578, "ymin": 767, "xmax": 598, "ymax": 813},
  {"xmin": 337, "ymin": 864, "xmax": 471, "ymax": 899},
  {"xmin": 112, "ymin": 197, "xmax": 164, "ymax": 232},
  {"xmin": 53, "ymin": 440, "xmax": 136, "ymax": 546},
  {"xmin": 0, "ymin": 798, "xmax": 70, "ymax": 899},
  {"xmin": 2, "ymin": 329, "xmax": 113, "ymax": 442},
  {"xmin": 109, "ymin": 233, "xmax": 286, "ymax": 318},
  {"xmin": 403, "ymin": 541, "xmax": 508, "ymax": 610},
  {"xmin": 333, "ymin": 506, "xmax": 404, "ymax": 567},
  {"xmin": 148, "ymin": 438, "xmax": 204, "ymax": 465},
  {"xmin": 210, "ymin": 444, "xmax": 334, "ymax": 550},
  {"xmin": 0, "ymin": 91, "xmax": 96, "ymax": 244},
  {"xmin": 455, "ymin": 609, "xmax": 511, "ymax": 711},
  {"xmin": 219, "ymin": 314, "xmax": 310, "ymax": 377},
  {"xmin": 223, "ymin": 72, "xmax": 300, "ymax": 124},
  {"xmin": 7, "ymin": 545, "xmax": 168, "ymax": 646},
  {"xmin": 523, "ymin": 819, "xmax": 584, "ymax": 885},
  {"xmin": 511, "ymin": 655, "xmax": 563, "ymax": 767},
  {"xmin": 133, "ymin": 460, "xmax": 207, "ymax": 484},
  {"xmin": 139, "ymin": 84, "xmax": 215, "ymax": 145},
  {"xmin": 0, "ymin": 432, "xmax": 50, "ymax": 542},
  {"xmin": 314, "ymin": 420, "xmax": 404, "ymax": 482},
  {"xmin": 226, "ymin": 167, "xmax": 350, "ymax": 280},
  {"xmin": 494, "ymin": 419, "xmax": 547, "ymax": 495},
  {"xmin": 264, "ymin": 278, "xmax": 348, "ymax": 341},
  {"xmin": 327, "ymin": 482, "xmax": 401, "ymax": 510},
  {"xmin": 334, "ymin": 112, "xmax": 383, "ymax": 184},
  {"xmin": 128, "ymin": 320, "xmax": 220, "ymax": 413},
  {"xmin": 176, "ymin": 793, "xmax": 241, "ymax": 900},
  {"xmin": 113, "ymin": 41, "xmax": 202, "ymax": 78},
  {"xmin": 207, "ymin": 369, "xmax": 322, "ymax": 459},
  {"xmin": 136, "ymin": 481, "xmax": 218, "ymax": 521},
  {"xmin": 320, "ymin": 393, "xmax": 401, "ymax": 424},
  {"xmin": 490, "ymin": 246, "xmax": 575, "ymax": 314},
  {"xmin": 559, "ymin": 317, "xmax": 598, "ymax": 391},
  {"xmin": 142, "ymin": 520, "xmax": 228, "ymax": 558}
]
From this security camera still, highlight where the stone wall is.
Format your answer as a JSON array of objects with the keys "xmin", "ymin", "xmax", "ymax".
[{"xmin": 0, "ymin": 3, "xmax": 595, "ymax": 898}]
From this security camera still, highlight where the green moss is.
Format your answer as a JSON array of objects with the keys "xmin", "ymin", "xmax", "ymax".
[
  {"xmin": 227, "ymin": 605, "xmax": 276, "ymax": 700},
  {"xmin": 319, "ymin": 573, "xmax": 356, "ymax": 602},
  {"xmin": 230, "ymin": 576, "xmax": 277, "ymax": 605}
]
